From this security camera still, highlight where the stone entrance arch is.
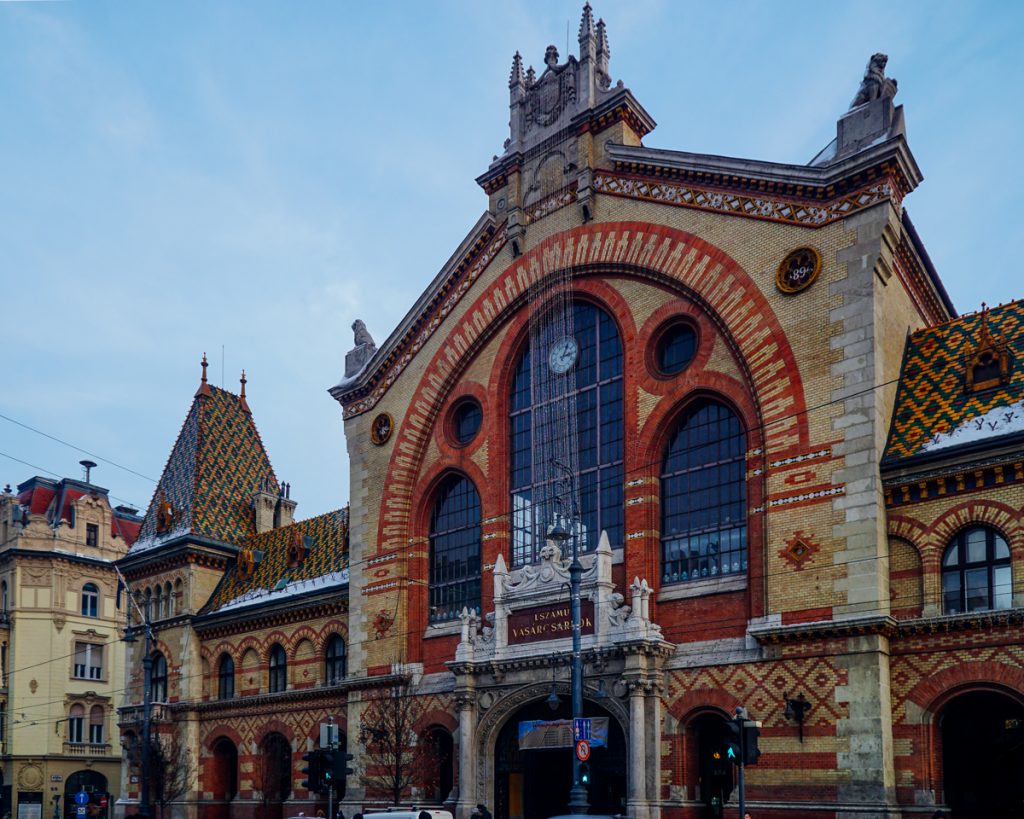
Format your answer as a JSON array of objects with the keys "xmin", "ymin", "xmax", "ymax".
[{"xmin": 474, "ymin": 682, "xmax": 629, "ymax": 817}]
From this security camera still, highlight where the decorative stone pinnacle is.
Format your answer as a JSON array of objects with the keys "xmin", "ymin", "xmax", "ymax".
[
  {"xmin": 509, "ymin": 51, "xmax": 525, "ymax": 88},
  {"xmin": 201, "ymin": 353, "xmax": 208, "ymax": 383},
  {"xmin": 579, "ymin": 2, "xmax": 595, "ymax": 43}
]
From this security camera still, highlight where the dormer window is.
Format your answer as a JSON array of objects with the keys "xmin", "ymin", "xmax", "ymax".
[
  {"xmin": 965, "ymin": 305, "xmax": 1011, "ymax": 393},
  {"xmin": 86, "ymin": 523, "xmax": 99, "ymax": 548}
]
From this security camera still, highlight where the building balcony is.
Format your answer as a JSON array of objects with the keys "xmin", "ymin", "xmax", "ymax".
[
  {"xmin": 117, "ymin": 703, "xmax": 172, "ymax": 727},
  {"xmin": 63, "ymin": 742, "xmax": 112, "ymax": 756}
]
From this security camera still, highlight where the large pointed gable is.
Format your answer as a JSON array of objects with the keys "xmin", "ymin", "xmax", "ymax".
[
  {"xmin": 199, "ymin": 507, "xmax": 348, "ymax": 615},
  {"xmin": 131, "ymin": 380, "xmax": 277, "ymax": 552}
]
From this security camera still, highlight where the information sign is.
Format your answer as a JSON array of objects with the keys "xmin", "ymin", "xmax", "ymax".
[{"xmin": 74, "ymin": 793, "xmax": 90, "ymax": 807}]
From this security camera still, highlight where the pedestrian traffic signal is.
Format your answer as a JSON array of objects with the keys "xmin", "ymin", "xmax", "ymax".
[
  {"xmin": 742, "ymin": 721, "xmax": 761, "ymax": 766},
  {"xmin": 322, "ymin": 749, "xmax": 336, "ymax": 789},
  {"xmin": 724, "ymin": 720, "xmax": 742, "ymax": 766},
  {"xmin": 579, "ymin": 762, "xmax": 590, "ymax": 786},
  {"xmin": 301, "ymin": 750, "xmax": 324, "ymax": 793}
]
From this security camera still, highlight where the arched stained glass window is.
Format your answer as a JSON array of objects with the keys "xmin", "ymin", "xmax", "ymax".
[
  {"xmin": 429, "ymin": 475, "xmax": 481, "ymax": 623},
  {"xmin": 509, "ymin": 302, "xmax": 623, "ymax": 564},
  {"xmin": 661, "ymin": 399, "xmax": 747, "ymax": 583}
]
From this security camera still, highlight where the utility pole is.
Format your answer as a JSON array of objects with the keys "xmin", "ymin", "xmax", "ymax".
[{"xmin": 123, "ymin": 587, "xmax": 154, "ymax": 819}]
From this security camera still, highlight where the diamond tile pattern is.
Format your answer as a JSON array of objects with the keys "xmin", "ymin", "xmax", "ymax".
[
  {"xmin": 883, "ymin": 300, "xmax": 1024, "ymax": 463},
  {"xmin": 133, "ymin": 385, "xmax": 278, "ymax": 548},
  {"xmin": 201, "ymin": 507, "xmax": 349, "ymax": 614}
]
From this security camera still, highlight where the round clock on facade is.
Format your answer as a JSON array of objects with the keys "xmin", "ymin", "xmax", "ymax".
[
  {"xmin": 370, "ymin": 412, "xmax": 394, "ymax": 445},
  {"xmin": 548, "ymin": 336, "xmax": 579, "ymax": 374},
  {"xmin": 776, "ymin": 247, "xmax": 821, "ymax": 294}
]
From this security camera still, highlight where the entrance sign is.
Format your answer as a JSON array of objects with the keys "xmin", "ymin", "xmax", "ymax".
[
  {"xmin": 575, "ymin": 740, "xmax": 591, "ymax": 761},
  {"xmin": 508, "ymin": 600, "xmax": 594, "ymax": 645},
  {"xmin": 519, "ymin": 717, "xmax": 609, "ymax": 749}
]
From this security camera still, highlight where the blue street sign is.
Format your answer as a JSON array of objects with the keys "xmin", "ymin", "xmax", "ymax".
[
  {"xmin": 74, "ymin": 793, "xmax": 89, "ymax": 807},
  {"xmin": 573, "ymin": 717, "xmax": 591, "ymax": 742}
]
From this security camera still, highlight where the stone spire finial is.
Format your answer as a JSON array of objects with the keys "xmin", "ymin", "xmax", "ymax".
[
  {"xmin": 579, "ymin": 2, "xmax": 595, "ymax": 43},
  {"xmin": 509, "ymin": 51, "xmax": 525, "ymax": 89},
  {"xmin": 195, "ymin": 352, "xmax": 213, "ymax": 398},
  {"xmin": 238, "ymin": 369, "xmax": 250, "ymax": 414},
  {"xmin": 596, "ymin": 18, "xmax": 611, "ymax": 89}
]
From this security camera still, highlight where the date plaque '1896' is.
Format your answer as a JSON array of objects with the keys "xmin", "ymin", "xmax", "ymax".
[{"xmin": 508, "ymin": 600, "xmax": 595, "ymax": 645}]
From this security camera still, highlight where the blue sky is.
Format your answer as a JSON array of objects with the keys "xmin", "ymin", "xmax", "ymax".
[{"xmin": 1, "ymin": 0, "xmax": 1022, "ymax": 519}]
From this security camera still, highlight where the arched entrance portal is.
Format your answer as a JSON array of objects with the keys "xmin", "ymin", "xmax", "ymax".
[
  {"xmin": 494, "ymin": 699, "xmax": 626, "ymax": 819},
  {"xmin": 941, "ymin": 690, "xmax": 1024, "ymax": 818},
  {"xmin": 64, "ymin": 771, "xmax": 108, "ymax": 819},
  {"xmin": 206, "ymin": 737, "xmax": 238, "ymax": 819},
  {"xmin": 257, "ymin": 732, "xmax": 292, "ymax": 819},
  {"xmin": 689, "ymin": 713, "xmax": 734, "ymax": 816}
]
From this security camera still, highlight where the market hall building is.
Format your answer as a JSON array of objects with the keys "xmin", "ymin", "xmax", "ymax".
[{"xmin": 330, "ymin": 6, "xmax": 1024, "ymax": 819}]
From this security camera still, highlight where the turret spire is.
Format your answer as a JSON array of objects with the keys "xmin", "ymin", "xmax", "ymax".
[
  {"xmin": 579, "ymin": 2, "xmax": 595, "ymax": 43},
  {"xmin": 509, "ymin": 51, "xmax": 525, "ymax": 90},
  {"xmin": 239, "ymin": 369, "xmax": 250, "ymax": 414},
  {"xmin": 195, "ymin": 352, "xmax": 213, "ymax": 398},
  {"xmin": 596, "ymin": 18, "xmax": 611, "ymax": 89}
]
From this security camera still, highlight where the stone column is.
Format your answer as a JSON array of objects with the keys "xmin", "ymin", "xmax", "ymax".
[
  {"xmin": 627, "ymin": 681, "xmax": 649, "ymax": 819},
  {"xmin": 456, "ymin": 694, "xmax": 478, "ymax": 819},
  {"xmin": 645, "ymin": 683, "xmax": 662, "ymax": 819}
]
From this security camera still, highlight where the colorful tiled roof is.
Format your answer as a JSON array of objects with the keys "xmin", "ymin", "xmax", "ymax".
[
  {"xmin": 883, "ymin": 300, "xmax": 1024, "ymax": 464},
  {"xmin": 200, "ymin": 507, "xmax": 349, "ymax": 614},
  {"xmin": 131, "ymin": 385, "xmax": 278, "ymax": 551}
]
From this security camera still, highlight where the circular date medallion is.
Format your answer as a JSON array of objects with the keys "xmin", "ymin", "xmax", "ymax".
[{"xmin": 776, "ymin": 247, "xmax": 821, "ymax": 294}]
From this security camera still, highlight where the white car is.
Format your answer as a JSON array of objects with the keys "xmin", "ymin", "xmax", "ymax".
[{"xmin": 352, "ymin": 811, "xmax": 454, "ymax": 819}]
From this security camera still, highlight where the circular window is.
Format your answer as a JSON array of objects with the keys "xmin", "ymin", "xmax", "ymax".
[
  {"xmin": 450, "ymin": 399, "xmax": 483, "ymax": 446},
  {"xmin": 656, "ymin": 323, "xmax": 698, "ymax": 376}
]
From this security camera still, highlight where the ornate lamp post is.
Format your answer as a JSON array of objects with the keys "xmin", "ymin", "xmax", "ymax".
[{"xmin": 547, "ymin": 509, "xmax": 589, "ymax": 815}]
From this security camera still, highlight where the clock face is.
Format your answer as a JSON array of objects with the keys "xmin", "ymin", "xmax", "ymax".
[{"xmin": 548, "ymin": 336, "xmax": 579, "ymax": 374}]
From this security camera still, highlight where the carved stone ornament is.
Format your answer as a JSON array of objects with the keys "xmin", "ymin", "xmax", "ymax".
[
  {"xmin": 776, "ymin": 247, "xmax": 821, "ymax": 295},
  {"xmin": 18, "ymin": 762, "xmax": 43, "ymax": 790},
  {"xmin": 850, "ymin": 53, "xmax": 897, "ymax": 109},
  {"xmin": 53, "ymin": 613, "xmax": 66, "ymax": 632},
  {"xmin": 370, "ymin": 412, "xmax": 394, "ymax": 445},
  {"xmin": 29, "ymin": 678, "xmax": 38, "ymax": 693}
]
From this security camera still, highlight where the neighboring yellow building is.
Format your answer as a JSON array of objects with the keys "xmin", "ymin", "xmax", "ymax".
[{"xmin": 0, "ymin": 470, "xmax": 141, "ymax": 819}]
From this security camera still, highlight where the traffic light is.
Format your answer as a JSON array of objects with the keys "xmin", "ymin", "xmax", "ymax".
[
  {"xmin": 742, "ymin": 721, "xmax": 761, "ymax": 766},
  {"xmin": 724, "ymin": 720, "xmax": 742, "ymax": 766},
  {"xmin": 301, "ymin": 750, "xmax": 324, "ymax": 793},
  {"xmin": 340, "ymin": 751, "xmax": 355, "ymax": 781},
  {"xmin": 321, "ymin": 749, "xmax": 336, "ymax": 791},
  {"xmin": 579, "ymin": 762, "xmax": 590, "ymax": 786}
]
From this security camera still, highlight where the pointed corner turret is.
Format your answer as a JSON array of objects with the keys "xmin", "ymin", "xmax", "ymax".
[{"xmin": 239, "ymin": 369, "xmax": 251, "ymax": 414}]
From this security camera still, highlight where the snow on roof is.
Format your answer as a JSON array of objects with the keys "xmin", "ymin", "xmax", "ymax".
[
  {"xmin": 214, "ymin": 569, "xmax": 349, "ymax": 614},
  {"xmin": 920, "ymin": 400, "xmax": 1024, "ymax": 454}
]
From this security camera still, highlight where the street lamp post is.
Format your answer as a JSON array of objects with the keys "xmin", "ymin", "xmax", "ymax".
[
  {"xmin": 124, "ymin": 594, "xmax": 153, "ymax": 819},
  {"xmin": 548, "ymin": 504, "xmax": 589, "ymax": 816}
]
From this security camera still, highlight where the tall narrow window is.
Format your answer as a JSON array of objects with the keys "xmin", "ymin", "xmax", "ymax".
[
  {"xmin": 2, "ymin": 581, "xmax": 7, "ymax": 611},
  {"xmin": 150, "ymin": 651, "xmax": 168, "ymax": 702},
  {"xmin": 268, "ymin": 644, "xmax": 287, "ymax": 693},
  {"xmin": 86, "ymin": 523, "xmax": 99, "ymax": 548},
  {"xmin": 89, "ymin": 705, "xmax": 104, "ymax": 744},
  {"xmin": 68, "ymin": 704, "xmax": 85, "ymax": 744},
  {"xmin": 942, "ymin": 526, "xmax": 1012, "ymax": 614},
  {"xmin": 428, "ymin": 475, "xmax": 481, "ymax": 623},
  {"xmin": 74, "ymin": 643, "xmax": 103, "ymax": 680},
  {"xmin": 218, "ymin": 653, "xmax": 235, "ymax": 700},
  {"xmin": 325, "ymin": 634, "xmax": 346, "ymax": 684},
  {"xmin": 661, "ymin": 399, "xmax": 747, "ymax": 583},
  {"xmin": 81, "ymin": 583, "xmax": 99, "ymax": 617},
  {"xmin": 509, "ymin": 302, "xmax": 623, "ymax": 564}
]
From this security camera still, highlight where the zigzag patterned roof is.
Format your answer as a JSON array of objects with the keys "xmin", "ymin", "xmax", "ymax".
[
  {"xmin": 131, "ymin": 385, "xmax": 278, "ymax": 551},
  {"xmin": 883, "ymin": 300, "xmax": 1024, "ymax": 464},
  {"xmin": 200, "ymin": 507, "xmax": 348, "ymax": 614}
]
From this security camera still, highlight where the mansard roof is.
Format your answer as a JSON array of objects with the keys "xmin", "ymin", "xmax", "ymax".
[
  {"xmin": 15, "ymin": 476, "xmax": 141, "ymax": 545},
  {"xmin": 199, "ymin": 506, "xmax": 349, "ymax": 616},
  {"xmin": 129, "ymin": 381, "xmax": 277, "ymax": 553},
  {"xmin": 884, "ymin": 300, "xmax": 1024, "ymax": 467}
]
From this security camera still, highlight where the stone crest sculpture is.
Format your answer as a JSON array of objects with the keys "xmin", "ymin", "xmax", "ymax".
[
  {"xmin": 344, "ymin": 319, "xmax": 377, "ymax": 379},
  {"xmin": 850, "ymin": 53, "xmax": 897, "ymax": 109}
]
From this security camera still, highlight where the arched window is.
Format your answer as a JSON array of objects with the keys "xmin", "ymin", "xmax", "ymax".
[
  {"xmin": 428, "ymin": 475, "xmax": 481, "ymax": 623},
  {"xmin": 81, "ymin": 583, "xmax": 99, "ymax": 617},
  {"xmin": 510, "ymin": 301, "xmax": 624, "ymax": 564},
  {"xmin": 661, "ymin": 399, "xmax": 747, "ymax": 583},
  {"xmin": 942, "ymin": 526, "xmax": 1012, "ymax": 614},
  {"xmin": 165, "ymin": 582, "xmax": 173, "ymax": 617},
  {"xmin": 150, "ymin": 651, "xmax": 168, "ymax": 702},
  {"xmin": 153, "ymin": 586, "xmax": 163, "ymax": 620},
  {"xmin": 325, "ymin": 635, "xmax": 346, "ymax": 685},
  {"xmin": 268, "ymin": 644, "xmax": 287, "ymax": 693},
  {"xmin": 68, "ymin": 704, "xmax": 85, "ymax": 744},
  {"xmin": 89, "ymin": 705, "xmax": 105, "ymax": 744},
  {"xmin": 2, "ymin": 581, "xmax": 8, "ymax": 611},
  {"xmin": 218, "ymin": 653, "xmax": 235, "ymax": 700}
]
